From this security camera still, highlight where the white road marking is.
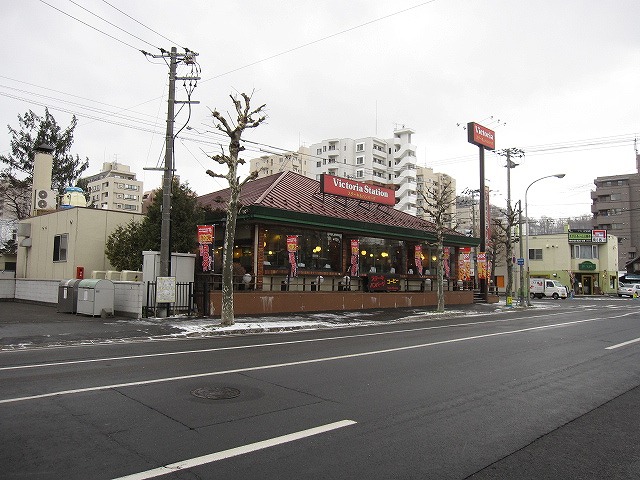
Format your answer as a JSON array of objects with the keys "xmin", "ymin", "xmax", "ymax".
[
  {"xmin": 111, "ymin": 419, "xmax": 356, "ymax": 480},
  {"xmin": 0, "ymin": 311, "xmax": 572, "ymax": 371},
  {"xmin": 606, "ymin": 337, "xmax": 640, "ymax": 350},
  {"xmin": 0, "ymin": 317, "xmax": 611, "ymax": 405}
]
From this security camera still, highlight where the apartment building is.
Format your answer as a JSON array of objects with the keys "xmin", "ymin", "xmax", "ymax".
[
  {"xmin": 85, "ymin": 162, "xmax": 143, "ymax": 212},
  {"xmin": 591, "ymin": 151, "xmax": 640, "ymax": 268},
  {"xmin": 416, "ymin": 166, "xmax": 456, "ymax": 228},
  {"xmin": 249, "ymin": 147, "xmax": 310, "ymax": 178},
  {"xmin": 305, "ymin": 127, "xmax": 418, "ymax": 215}
]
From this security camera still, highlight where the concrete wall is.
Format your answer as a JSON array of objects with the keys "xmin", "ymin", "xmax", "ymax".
[
  {"xmin": 2, "ymin": 278, "xmax": 144, "ymax": 318},
  {"xmin": 207, "ymin": 290, "xmax": 475, "ymax": 316},
  {"xmin": 0, "ymin": 278, "xmax": 15, "ymax": 299}
]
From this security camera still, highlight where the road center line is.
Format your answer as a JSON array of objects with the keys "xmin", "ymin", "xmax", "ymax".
[
  {"xmin": 0, "ymin": 311, "xmax": 571, "ymax": 371},
  {"xmin": 0, "ymin": 317, "xmax": 606, "ymax": 405},
  {"xmin": 606, "ymin": 337, "xmax": 640, "ymax": 350},
  {"xmin": 111, "ymin": 419, "xmax": 357, "ymax": 480}
]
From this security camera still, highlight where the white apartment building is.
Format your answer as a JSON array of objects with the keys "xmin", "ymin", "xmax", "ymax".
[
  {"xmin": 249, "ymin": 147, "xmax": 310, "ymax": 178},
  {"xmin": 305, "ymin": 127, "xmax": 418, "ymax": 215},
  {"xmin": 85, "ymin": 162, "xmax": 143, "ymax": 212},
  {"xmin": 416, "ymin": 166, "xmax": 456, "ymax": 228}
]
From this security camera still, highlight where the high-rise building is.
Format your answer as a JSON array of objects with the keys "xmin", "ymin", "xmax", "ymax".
[
  {"xmin": 416, "ymin": 166, "xmax": 456, "ymax": 228},
  {"xmin": 85, "ymin": 162, "xmax": 143, "ymax": 212},
  {"xmin": 591, "ymin": 151, "xmax": 640, "ymax": 269},
  {"xmin": 249, "ymin": 147, "xmax": 310, "ymax": 178},
  {"xmin": 305, "ymin": 127, "xmax": 418, "ymax": 215}
]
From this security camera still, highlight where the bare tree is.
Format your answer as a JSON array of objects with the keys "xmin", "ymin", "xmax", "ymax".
[
  {"xmin": 490, "ymin": 213, "xmax": 514, "ymax": 295},
  {"xmin": 206, "ymin": 92, "xmax": 266, "ymax": 326},
  {"xmin": 418, "ymin": 178, "xmax": 457, "ymax": 312}
]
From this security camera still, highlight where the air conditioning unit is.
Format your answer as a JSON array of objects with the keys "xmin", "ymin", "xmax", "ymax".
[
  {"xmin": 121, "ymin": 270, "xmax": 142, "ymax": 281},
  {"xmin": 105, "ymin": 271, "xmax": 121, "ymax": 281},
  {"xmin": 35, "ymin": 189, "xmax": 57, "ymax": 210}
]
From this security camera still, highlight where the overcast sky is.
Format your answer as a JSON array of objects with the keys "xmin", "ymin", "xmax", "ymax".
[{"xmin": 2, "ymin": 0, "xmax": 639, "ymax": 219}]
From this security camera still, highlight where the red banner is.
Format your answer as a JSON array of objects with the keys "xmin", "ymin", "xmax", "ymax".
[
  {"xmin": 350, "ymin": 239, "xmax": 359, "ymax": 276},
  {"xmin": 287, "ymin": 236, "xmax": 298, "ymax": 277},
  {"xmin": 414, "ymin": 245, "xmax": 423, "ymax": 273},
  {"xmin": 477, "ymin": 252, "xmax": 487, "ymax": 280},
  {"xmin": 197, "ymin": 225, "xmax": 214, "ymax": 244}
]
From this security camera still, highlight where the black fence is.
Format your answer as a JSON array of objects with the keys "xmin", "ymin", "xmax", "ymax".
[{"xmin": 144, "ymin": 281, "xmax": 195, "ymax": 318}]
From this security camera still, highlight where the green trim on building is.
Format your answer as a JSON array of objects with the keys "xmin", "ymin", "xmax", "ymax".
[{"xmin": 205, "ymin": 205, "xmax": 478, "ymax": 248}]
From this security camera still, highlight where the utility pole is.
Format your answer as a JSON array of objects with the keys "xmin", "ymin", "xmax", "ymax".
[
  {"xmin": 496, "ymin": 147, "xmax": 524, "ymax": 302},
  {"xmin": 143, "ymin": 47, "xmax": 199, "ymax": 317},
  {"xmin": 517, "ymin": 200, "xmax": 525, "ymax": 306}
]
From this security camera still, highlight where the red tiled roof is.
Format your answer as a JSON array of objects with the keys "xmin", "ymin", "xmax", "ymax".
[{"xmin": 198, "ymin": 171, "xmax": 459, "ymax": 236}]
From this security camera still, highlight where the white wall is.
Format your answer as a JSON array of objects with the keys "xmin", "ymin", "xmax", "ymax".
[{"xmin": 6, "ymin": 279, "xmax": 144, "ymax": 318}]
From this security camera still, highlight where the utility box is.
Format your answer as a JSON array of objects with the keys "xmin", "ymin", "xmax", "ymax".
[
  {"xmin": 58, "ymin": 279, "xmax": 82, "ymax": 313},
  {"xmin": 77, "ymin": 279, "xmax": 115, "ymax": 317}
]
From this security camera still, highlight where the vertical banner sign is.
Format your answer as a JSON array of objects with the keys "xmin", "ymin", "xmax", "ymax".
[
  {"xmin": 414, "ymin": 245, "xmax": 422, "ymax": 273},
  {"xmin": 287, "ymin": 235, "xmax": 298, "ymax": 277},
  {"xmin": 484, "ymin": 186, "xmax": 491, "ymax": 249},
  {"xmin": 477, "ymin": 252, "xmax": 487, "ymax": 279},
  {"xmin": 199, "ymin": 244, "xmax": 210, "ymax": 271},
  {"xmin": 350, "ymin": 239, "xmax": 359, "ymax": 276},
  {"xmin": 444, "ymin": 247, "xmax": 450, "ymax": 278},
  {"xmin": 197, "ymin": 225, "xmax": 214, "ymax": 272},
  {"xmin": 458, "ymin": 253, "xmax": 471, "ymax": 281}
]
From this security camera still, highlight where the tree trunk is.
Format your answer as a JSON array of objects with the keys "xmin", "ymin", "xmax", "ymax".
[
  {"xmin": 220, "ymin": 185, "xmax": 240, "ymax": 326},
  {"xmin": 436, "ymin": 241, "xmax": 445, "ymax": 312}
]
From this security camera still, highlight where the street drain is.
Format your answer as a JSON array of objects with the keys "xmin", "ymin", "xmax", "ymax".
[{"xmin": 191, "ymin": 386, "xmax": 241, "ymax": 400}]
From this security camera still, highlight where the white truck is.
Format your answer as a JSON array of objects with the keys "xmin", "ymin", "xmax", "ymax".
[{"xmin": 529, "ymin": 278, "xmax": 568, "ymax": 299}]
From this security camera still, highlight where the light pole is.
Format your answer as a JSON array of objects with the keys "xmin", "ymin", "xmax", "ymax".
[{"xmin": 525, "ymin": 173, "xmax": 566, "ymax": 305}]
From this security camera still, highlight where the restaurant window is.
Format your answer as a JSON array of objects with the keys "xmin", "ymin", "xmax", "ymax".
[
  {"xmin": 263, "ymin": 227, "xmax": 342, "ymax": 272},
  {"xmin": 358, "ymin": 237, "xmax": 406, "ymax": 274}
]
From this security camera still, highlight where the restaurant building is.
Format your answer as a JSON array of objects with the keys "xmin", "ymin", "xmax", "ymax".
[{"xmin": 197, "ymin": 171, "xmax": 483, "ymax": 315}]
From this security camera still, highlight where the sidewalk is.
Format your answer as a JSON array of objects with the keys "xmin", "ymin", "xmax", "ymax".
[{"xmin": 0, "ymin": 300, "xmax": 507, "ymax": 351}]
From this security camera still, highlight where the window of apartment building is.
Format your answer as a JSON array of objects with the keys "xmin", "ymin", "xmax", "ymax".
[
  {"xmin": 356, "ymin": 143, "xmax": 364, "ymax": 152},
  {"xmin": 528, "ymin": 248, "xmax": 543, "ymax": 260},
  {"xmin": 323, "ymin": 146, "xmax": 327, "ymax": 152},
  {"xmin": 123, "ymin": 204, "xmax": 137, "ymax": 211},
  {"xmin": 316, "ymin": 161, "xmax": 321, "ymax": 168},
  {"xmin": 316, "ymin": 148, "xmax": 322, "ymax": 155},
  {"xmin": 602, "ymin": 180, "xmax": 627, "ymax": 187},
  {"xmin": 610, "ymin": 193, "xmax": 622, "ymax": 201},
  {"xmin": 356, "ymin": 170, "xmax": 364, "ymax": 178},
  {"xmin": 328, "ymin": 145, "xmax": 336, "ymax": 151},
  {"xmin": 53, "ymin": 234, "xmax": 68, "ymax": 262},
  {"xmin": 356, "ymin": 156, "xmax": 364, "ymax": 165},
  {"xmin": 572, "ymin": 245, "xmax": 599, "ymax": 259},
  {"xmin": 124, "ymin": 194, "xmax": 138, "ymax": 200},
  {"xmin": 102, "ymin": 181, "xmax": 109, "ymax": 188}
]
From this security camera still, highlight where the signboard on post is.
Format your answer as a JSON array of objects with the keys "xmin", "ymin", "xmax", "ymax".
[{"xmin": 467, "ymin": 122, "xmax": 496, "ymax": 150}]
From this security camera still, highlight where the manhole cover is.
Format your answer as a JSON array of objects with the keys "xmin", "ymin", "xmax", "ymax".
[{"xmin": 191, "ymin": 387, "xmax": 241, "ymax": 400}]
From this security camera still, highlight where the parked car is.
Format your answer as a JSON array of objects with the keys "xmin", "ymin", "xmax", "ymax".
[
  {"xmin": 530, "ymin": 278, "xmax": 567, "ymax": 299},
  {"xmin": 617, "ymin": 283, "xmax": 640, "ymax": 297}
]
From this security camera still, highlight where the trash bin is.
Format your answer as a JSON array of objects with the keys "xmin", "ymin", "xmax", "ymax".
[
  {"xmin": 76, "ymin": 279, "xmax": 115, "ymax": 317},
  {"xmin": 58, "ymin": 279, "xmax": 82, "ymax": 313}
]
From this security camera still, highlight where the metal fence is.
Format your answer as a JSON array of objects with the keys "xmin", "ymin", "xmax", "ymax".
[{"xmin": 144, "ymin": 281, "xmax": 195, "ymax": 318}]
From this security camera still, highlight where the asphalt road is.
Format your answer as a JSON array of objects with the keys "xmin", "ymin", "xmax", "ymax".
[{"xmin": 1, "ymin": 298, "xmax": 640, "ymax": 479}]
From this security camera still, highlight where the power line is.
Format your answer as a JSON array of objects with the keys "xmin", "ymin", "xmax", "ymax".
[
  {"xmin": 37, "ymin": 0, "xmax": 142, "ymax": 52},
  {"xmin": 67, "ymin": 0, "xmax": 160, "ymax": 50},
  {"xmin": 201, "ymin": 0, "xmax": 438, "ymax": 83},
  {"xmin": 100, "ymin": 0, "xmax": 186, "ymax": 49}
]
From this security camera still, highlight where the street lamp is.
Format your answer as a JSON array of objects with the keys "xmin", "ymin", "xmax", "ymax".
[{"xmin": 525, "ymin": 173, "xmax": 566, "ymax": 305}]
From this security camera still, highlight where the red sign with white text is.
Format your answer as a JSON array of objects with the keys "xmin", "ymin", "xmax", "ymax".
[
  {"xmin": 320, "ymin": 174, "xmax": 396, "ymax": 206},
  {"xmin": 467, "ymin": 122, "xmax": 496, "ymax": 150}
]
